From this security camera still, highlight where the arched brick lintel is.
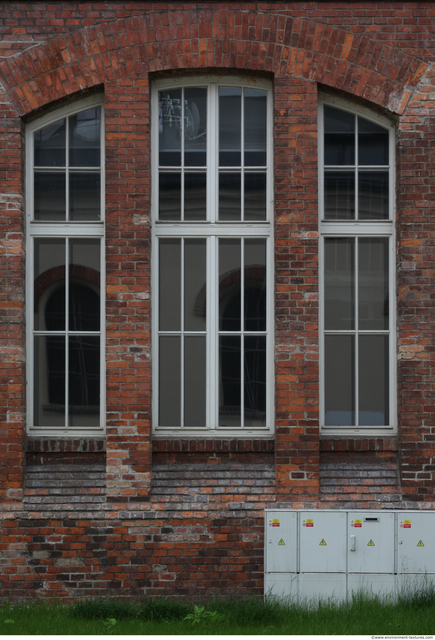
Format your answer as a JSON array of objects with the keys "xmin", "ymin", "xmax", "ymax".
[{"xmin": 0, "ymin": 10, "xmax": 427, "ymax": 118}]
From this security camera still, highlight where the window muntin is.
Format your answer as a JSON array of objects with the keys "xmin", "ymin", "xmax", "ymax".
[
  {"xmin": 27, "ymin": 96, "xmax": 104, "ymax": 434},
  {"xmin": 319, "ymin": 97, "xmax": 395, "ymax": 433},
  {"xmin": 153, "ymin": 77, "xmax": 272, "ymax": 436}
]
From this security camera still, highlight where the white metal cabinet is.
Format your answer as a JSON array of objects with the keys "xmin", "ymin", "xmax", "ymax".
[
  {"xmin": 265, "ymin": 510, "xmax": 297, "ymax": 573},
  {"xmin": 348, "ymin": 512, "xmax": 394, "ymax": 574},
  {"xmin": 397, "ymin": 512, "xmax": 435, "ymax": 574},
  {"xmin": 299, "ymin": 511, "xmax": 347, "ymax": 573}
]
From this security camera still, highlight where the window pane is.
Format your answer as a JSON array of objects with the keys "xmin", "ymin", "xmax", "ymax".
[
  {"xmin": 244, "ymin": 239, "xmax": 266, "ymax": 331},
  {"xmin": 159, "ymin": 336, "xmax": 181, "ymax": 426},
  {"xmin": 184, "ymin": 173, "xmax": 206, "ymax": 221},
  {"xmin": 68, "ymin": 336, "xmax": 100, "ymax": 427},
  {"xmin": 34, "ymin": 238, "xmax": 66, "ymax": 331},
  {"xmin": 359, "ymin": 335, "xmax": 389, "ymax": 426},
  {"xmin": 219, "ymin": 239, "xmax": 241, "ymax": 331},
  {"xmin": 219, "ymin": 172, "xmax": 241, "ymax": 221},
  {"xmin": 34, "ymin": 119, "xmax": 66, "ymax": 167},
  {"xmin": 324, "ymin": 238, "xmax": 355, "ymax": 331},
  {"xmin": 159, "ymin": 172, "xmax": 181, "ymax": 220},
  {"xmin": 184, "ymin": 239, "xmax": 206, "ymax": 332},
  {"xmin": 324, "ymin": 106, "xmax": 355, "ymax": 166},
  {"xmin": 244, "ymin": 172, "xmax": 266, "ymax": 221},
  {"xmin": 159, "ymin": 89, "xmax": 182, "ymax": 166},
  {"xmin": 219, "ymin": 87, "xmax": 241, "ymax": 166},
  {"xmin": 159, "ymin": 239, "xmax": 181, "ymax": 331},
  {"xmin": 34, "ymin": 172, "xmax": 66, "ymax": 221},
  {"xmin": 184, "ymin": 336, "xmax": 206, "ymax": 427},
  {"xmin": 358, "ymin": 117, "xmax": 389, "ymax": 166},
  {"xmin": 69, "ymin": 173, "xmax": 101, "ymax": 221},
  {"xmin": 34, "ymin": 335, "xmax": 65, "ymax": 427},
  {"xmin": 69, "ymin": 108, "xmax": 101, "ymax": 167},
  {"xmin": 244, "ymin": 89, "xmax": 266, "ymax": 166},
  {"xmin": 184, "ymin": 87, "xmax": 207, "ymax": 167},
  {"xmin": 219, "ymin": 336, "xmax": 241, "ymax": 426},
  {"xmin": 358, "ymin": 238, "xmax": 389, "ymax": 331},
  {"xmin": 69, "ymin": 239, "xmax": 101, "ymax": 331},
  {"xmin": 324, "ymin": 171, "xmax": 355, "ymax": 220},
  {"xmin": 324, "ymin": 335, "xmax": 355, "ymax": 426},
  {"xmin": 244, "ymin": 336, "xmax": 266, "ymax": 426},
  {"xmin": 358, "ymin": 171, "xmax": 389, "ymax": 220}
]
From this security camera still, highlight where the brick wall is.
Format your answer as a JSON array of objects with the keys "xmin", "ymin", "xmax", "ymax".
[{"xmin": 0, "ymin": 2, "xmax": 434, "ymax": 600}]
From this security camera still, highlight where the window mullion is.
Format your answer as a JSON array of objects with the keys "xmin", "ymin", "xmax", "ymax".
[
  {"xmin": 209, "ymin": 235, "xmax": 217, "ymax": 430},
  {"xmin": 65, "ymin": 238, "xmax": 70, "ymax": 429},
  {"xmin": 355, "ymin": 237, "xmax": 359, "ymax": 428},
  {"xmin": 241, "ymin": 238, "xmax": 245, "ymax": 428},
  {"xmin": 180, "ymin": 238, "xmax": 185, "ymax": 428}
]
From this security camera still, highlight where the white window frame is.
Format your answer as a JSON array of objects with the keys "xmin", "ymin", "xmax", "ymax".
[
  {"xmin": 151, "ymin": 76, "xmax": 274, "ymax": 437},
  {"xmin": 26, "ymin": 94, "xmax": 105, "ymax": 436},
  {"xmin": 318, "ymin": 93, "xmax": 396, "ymax": 436}
]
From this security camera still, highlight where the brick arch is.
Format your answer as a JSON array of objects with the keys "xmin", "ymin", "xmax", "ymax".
[
  {"xmin": 0, "ymin": 9, "xmax": 427, "ymax": 117},
  {"xmin": 34, "ymin": 265, "xmax": 100, "ymax": 311}
]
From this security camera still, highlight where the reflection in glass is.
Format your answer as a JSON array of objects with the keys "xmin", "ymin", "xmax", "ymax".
[
  {"xmin": 34, "ymin": 238, "xmax": 66, "ymax": 330},
  {"xmin": 219, "ymin": 172, "xmax": 241, "ymax": 220},
  {"xmin": 184, "ymin": 239, "xmax": 206, "ymax": 332},
  {"xmin": 244, "ymin": 336, "xmax": 266, "ymax": 426},
  {"xmin": 34, "ymin": 335, "xmax": 65, "ymax": 427},
  {"xmin": 68, "ymin": 336, "xmax": 100, "ymax": 426},
  {"xmin": 324, "ymin": 238, "xmax": 355, "ymax": 330},
  {"xmin": 184, "ymin": 336, "xmax": 206, "ymax": 426},
  {"xmin": 34, "ymin": 172, "xmax": 66, "ymax": 220},
  {"xmin": 159, "ymin": 172, "xmax": 181, "ymax": 220},
  {"xmin": 359, "ymin": 335, "xmax": 389, "ymax": 425},
  {"xmin": 358, "ymin": 117, "xmax": 389, "ymax": 166},
  {"xmin": 219, "ymin": 239, "xmax": 241, "ymax": 331},
  {"xmin": 184, "ymin": 173, "xmax": 206, "ymax": 220},
  {"xmin": 358, "ymin": 238, "xmax": 389, "ymax": 330},
  {"xmin": 69, "ymin": 238, "xmax": 101, "ymax": 331},
  {"xmin": 244, "ymin": 89, "xmax": 267, "ymax": 166},
  {"xmin": 184, "ymin": 87, "xmax": 207, "ymax": 167},
  {"xmin": 244, "ymin": 239, "xmax": 266, "ymax": 331},
  {"xmin": 159, "ymin": 239, "xmax": 181, "ymax": 331},
  {"xmin": 219, "ymin": 336, "xmax": 241, "ymax": 426},
  {"xmin": 325, "ymin": 335, "xmax": 355, "ymax": 426},
  {"xmin": 159, "ymin": 89, "xmax": 182, "ymax": 166},
  {"xmin": 358, "ymin": 172, "xmax": 389, "ymax": 220},
  {"xmin": 159, "ymin": 336, "xmax": 181, "ymax": 426},
  {"xmin": 219, "ymin": 87, "xmax": 241, "ymax": 166},
  {"xmin": 324, "ymin": 106, "xmax": 355, "ymax": 166},
  {"xmin": 34, "ymin": 119, "xmax": 66, "ymax": 167},
  {"xmin": 324, "ymin": 171, "xmax": 355, "ymax": 220},
  {"xmin": 69, "ymin": 108, "xmax": 101, "ymax": 167},
  {"xmin": 244, "ymin": 173, "xmax": 266, "ymax": 221},
  {"xmin": 69, "ymin": 173, "xmax": 100, "ymax": 220}
]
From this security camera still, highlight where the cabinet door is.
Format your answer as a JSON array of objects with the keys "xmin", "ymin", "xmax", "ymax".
[
  {"xmin": 299, "ymin": 511, "xmax": 346, "ymax": 573},
  {"xmin": 397, "ymin": 512, "xmax": 435, "ymax": 574},
  {"xmin": 265, "ymin": 511, "xmax": 297, "ymax": 573},
  {"xmin": 348, "ymin": 512, "xmax": 394, "ymax": 574}
]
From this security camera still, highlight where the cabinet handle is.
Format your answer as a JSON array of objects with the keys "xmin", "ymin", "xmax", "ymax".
[{"xmin": 350, "ymin": 535, "xmax": 356, "ymax": 551}]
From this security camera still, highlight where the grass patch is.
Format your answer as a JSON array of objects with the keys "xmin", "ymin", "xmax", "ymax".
[{"xmin": 0, "ymin": 585, "xmax": 435, "ymax": 634}]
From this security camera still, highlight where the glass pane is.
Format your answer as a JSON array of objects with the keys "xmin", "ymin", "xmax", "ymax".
[
  {"xmin": 219, "ymin": 87, "xmax": 241, "ymax": 166},
  {"xmin": 358, "ymin": 171, "xmax": 389, "ymax": 220},
  {"xmin": 324, "ymin": 171, "xmax": 355, "ymax": 220},
  {"xmin": 219, "ymin": 172, "xmax": 241, "ymax": 221},
  {"xmin": 324, "ymin": 335, "xmax": 355, "ymax": 426},
  {"xmin": 34, "ymin": 238, "xmax": 66, "ymax": 331},
  {"xmin": 159, "ymin": 239, "xmax": 181, "ymax": 331},
  {"xmin": 68, "ymin": 336, "xmax": 100, "ymax": 427},
  {"xmin": 184, "ymin": 336, "xmax": 206, "ymax": 427},
  {"xmin": 159, "ymin": 336, "xmax": 181, "ymax": 426},
  {"xmin": 159, "ymin": 89, "xmax": 182, "ymax": 166},
  {"xmin": 244, "ymin": 336, "xmax": 266, "ymax": 426},
  {"xmin": 358, "ymin": 117, "xmax": 389, "ymax": 166},
  {"xmin": 219, "ymin": 336, "xmax": 241, "ymax": 426},
  {"xmin": 244, "ymin": 239, "xmax": 266, "ymax": 331},
  {"xmin": 219, "ymin": 239, "xmax": 241, "ymax": 331},
  {"xmin": 34, "ymin": 172, "xmax": 66, "ymax": 221},
  {"xmin": 184, "ymin": 87, "xmax": 207, "ymax": 167},
  {"xmin": 34, "ymin": 335, "xmax": 65, "ymax": 427},
  {"xmin": 34, "ymin": 119, "xmax": 65, "ymax": 167},
  {"xmin": 69, "ymin": 173, "xmax": 100, "ymax": 221},
  {"xmin": 358, "ymin": 238, "xmax": 389, "ymax": 331},
  {"xmin": 184, "ymin": 173, "xmax": 206, "ymax": 221},
  {"xmin": 244, "ymin": 89, "xmax": 267, "ymax": 166},
  {"xmin": 69, "ymin": 239, "xmax": 101, "ymax": 331},
  {"xmin": 69, "ymin": 108, "xmax": 101, "ymax": 167},
  {"xmin": 159, "ymin": 172, "xmax": 181, "ymax": 220},
  {"xmin": 359, "ymin": 335, "xmax": 389, "ymax": 426},
  {"xmin": 244, "ymin": 172, "xmax": 266, "ymax": 221},
  {"xmin": 184, "ymin": 239, "xmax": 206, "ymax": 332},
  {"xmin": 324, "ymin": 238, "xmax": 355, "ymax": 331},
  {"xmin": 324, "ymin": 105, "xmax": 355, "ymax": 166}
]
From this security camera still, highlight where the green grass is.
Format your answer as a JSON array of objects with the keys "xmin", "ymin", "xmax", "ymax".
[{"xmin": 1, "ymin": 585, "xmax": 435, "ymax": 634}]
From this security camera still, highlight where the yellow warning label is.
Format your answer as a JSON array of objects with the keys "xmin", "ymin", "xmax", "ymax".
[
  {"xmin": 269, "ymin": 519, "xmax": 280, "ymax": 528},
  {"xmin": 367, "ymin": 539, "xmax": 375, "ymax": 546},
  {"xmin": 417, "ymin": 540, "xmax": 425, "ymax": 547},
  {"xmin": 278, "ymin": 539, "xmax": 285, "ymax": 546},
  {"xmin": 319, "ymin": 539, "xmax": 327, "ymax": 546}
]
